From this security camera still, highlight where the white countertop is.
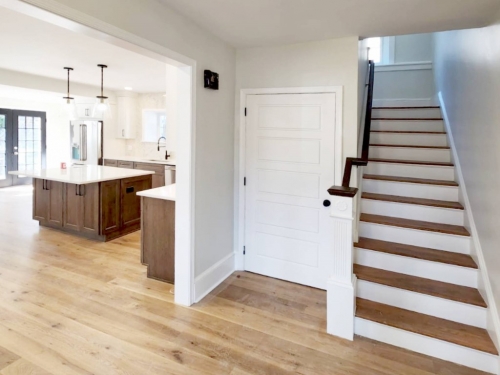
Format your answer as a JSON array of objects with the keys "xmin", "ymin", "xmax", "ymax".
[
  {"xmin": 9, "ymin": 165, "xmax": 154, "ymax": 185},
  {"xmin": 137, "ymin": 184, "xmax": 176, "ymax": 201},
  {"xmin": 106, "ymin": 156, "xmax": 176, "ymax": 166}
]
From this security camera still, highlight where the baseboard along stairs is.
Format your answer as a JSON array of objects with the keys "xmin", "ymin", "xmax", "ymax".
[{"xmin": 353, "ymin": 106, "xmax": 500, "ymax": 374}]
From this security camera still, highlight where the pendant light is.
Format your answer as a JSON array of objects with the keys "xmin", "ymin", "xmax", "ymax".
[
  {"xmin": 63, "ymin": 67, "xmax": 77, "ymax": 120},
  {"xmin": 93, "ymin": 64, "xmax": 110, "ymax": 117}
]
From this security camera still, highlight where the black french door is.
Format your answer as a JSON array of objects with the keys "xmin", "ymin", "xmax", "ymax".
[{"xmin": 0, "ymin": 109, "xmax": 46, "ymax": 188}]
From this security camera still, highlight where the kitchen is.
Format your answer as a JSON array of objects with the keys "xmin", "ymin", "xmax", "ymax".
[{"xmin": 0, "ymin": 6, "xmax": 178, "ymax": 286}]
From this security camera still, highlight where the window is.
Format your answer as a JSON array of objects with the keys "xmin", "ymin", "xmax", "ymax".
[
  {"xmin": 366, "ymin": 36, "xmax": 395, "ymax": 65},
  {"xmin": 142, "ymin": 109, "xmax": 167, "ymax": 142}
]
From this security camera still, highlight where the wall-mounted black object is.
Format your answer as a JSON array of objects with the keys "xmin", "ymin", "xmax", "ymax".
[{"xmin": 204, "ymin": 70, "xmax": 219, "ymax": 90}]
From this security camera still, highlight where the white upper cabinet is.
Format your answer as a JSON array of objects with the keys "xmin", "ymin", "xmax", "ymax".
[{"xmin": 116, "ymin": 93, "xmax": 138, "ymax": 139}]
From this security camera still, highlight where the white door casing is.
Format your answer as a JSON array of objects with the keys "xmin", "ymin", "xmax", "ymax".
[{"xmin": 244, "ymin": 92, "xmax": 339, "ymax": 289}]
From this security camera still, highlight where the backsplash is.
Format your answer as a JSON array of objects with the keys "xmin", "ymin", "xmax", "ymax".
[{"xmin": 125, "ymin": 93, "xmax": 175, "ymax": 160}]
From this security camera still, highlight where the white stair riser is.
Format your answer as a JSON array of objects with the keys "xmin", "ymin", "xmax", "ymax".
[
  {"xmin": 361, "ymin": 199, "xmax": 464, "ymax": 226},
  {"xmin": 369, "ymin": 146, "xmax": 452, "ymax": 163},
  {"xmin": 371, "ymin": 133, "xmax": 448, "ymax": 147},
  {"xmin": 355, "ymin": 248, "xmax": 477, "ymax": 288},
  {"xmin": 354, "ymin": 319, "xmax": 498, "ymax": 374},
  {"xmin": 373, "ymin": 108, "xmax": 442, "ymax": 118},
  {"xmin": 363, "ymin": 179, "xmax": 459, "ymax": 202},
  {"xmin": 359, "ymin": 222, "xmax": 471, "ymax": 254},
  {"xmin": 365, "ymin": 163, "xmax": 455, "ymax": 181},
  {"xmin": 371, "ymin": 120, "xmax": 445, "ymax": 132}
]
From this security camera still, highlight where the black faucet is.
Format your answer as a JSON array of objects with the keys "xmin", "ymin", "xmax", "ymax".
[
  {"xmin": 157, "ymin": 137, "xmax": 169, "ymax": 160},
  {"xmin": 157, "ymin": 137, "xmax": 166, "ymax": 151}
]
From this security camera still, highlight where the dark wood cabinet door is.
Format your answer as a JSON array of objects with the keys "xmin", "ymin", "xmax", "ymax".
[
  {"xmin": 152, "ymin": 174, "xmax": 165, "ymax": 188},
  {"xmin": 33, "ymin": 178, "xmax": 49, "ymax": 221},
  {"xmin": 103, "ymin": 159, "xmax": 118, "ymax": 167},
  {"xmin": 121, "ymin": 176, "xmax": 152, "ymax": 229},
  {"xmin": 100, "ymin": 180, "xmax": 121, "ymax": 235},
  {"xmin": 141, "ymin": 197, "xmax": 175, "ymax": 283},
  {"xmin": 81, "ymin": 183, "xmax": 100, "ymax": 235},
  {"xmin": 63, "ymin": 184, "xmax": 82, "ymax": 232},
  {"xmin": 47, "ymin": 180, "xmax": 63, "ymax": 227}
]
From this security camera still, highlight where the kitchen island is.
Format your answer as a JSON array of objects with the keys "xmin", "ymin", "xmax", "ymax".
[
  {"xmin": 9, "ymin": 166, "xmax": 154, "ymax": 241},
  {"xmin": 138, "ymin": 184, "xmax": 176, "ymax": 283}
]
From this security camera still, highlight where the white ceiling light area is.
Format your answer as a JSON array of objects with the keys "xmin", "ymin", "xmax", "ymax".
[
  {"xmin": 0, "ymin": 6, "xmax": 167, "ymax": 93},
  {"xmin": 158, "ymin": 0, "xmax": 500, "ymax": 48}
]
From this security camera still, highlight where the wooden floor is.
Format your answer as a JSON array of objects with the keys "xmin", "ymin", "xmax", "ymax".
[{"xmin": 0, "ymin": 186, "xmax": 489, "ymax": 375}]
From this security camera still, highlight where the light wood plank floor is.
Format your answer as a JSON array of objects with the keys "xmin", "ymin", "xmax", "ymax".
[{"xmin": 0, "ymin": 186, "xmax": 487, "ymax": 375}]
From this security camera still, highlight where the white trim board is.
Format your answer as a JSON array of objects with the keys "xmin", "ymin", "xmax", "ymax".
[
  {"xmin": 235, "ymin": 86, "xmax": 344, "ymax": 271},
  {"xmin": 375, "ymin": 61, "xmax": 432, "ymax": 72},
  {"xmin": 439, "ymin": 91, "xmax": 500, "ymax": 357},
  {"xmin": 10, "ymin": 0, "xmax": 197, "ymax": 306},
  {"xmin": 194, "ymin": 253, "xmax": 235, "ymax": 303}
]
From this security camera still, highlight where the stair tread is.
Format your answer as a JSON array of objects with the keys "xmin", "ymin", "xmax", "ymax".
[
  {"xmin": 370, "ymin": 144, "xmax": 450, "ymax": 149},
  {"xmin": 360, "ymin": 213, "xmax": 470, "ymax": 236},
  {"xmin": 356, "ymin": 298, "xmax": 497, "ymax": 355},
  {"xmin": 354, "ymin": 265, "xmax": 486, "ymax": 308},
  {"xmin": 355, "ymin": 237, "xmax": 477, "ymax": 269},
  {"xmin": 362, "ymin": 192, "xmax": 464, "ymax": 209},
  {"xmin": 372, "ymin": 118, "xmax": 444, "ymax": 121},
  {"xmin": 363, "ymin": 174, "xmax": 458, "ymax": 187},
  {"xmin": 371, "ymin": 130, "xmax": 446, "ymax": 134},
  {"xmin": 369, "ymin": 158, "xmax": 453, "ymax": 167},
  {"xmin": 373, "ymin": 106, "xmax": 441, "ymax": 109}
]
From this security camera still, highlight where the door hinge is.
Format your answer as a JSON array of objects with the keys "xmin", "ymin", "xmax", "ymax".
[
  {"xmin": 244, "ymin": 107, "xmax": 247, "ymax": 116},
  {"xmin": 244, "ymin": 177, "xmax": 246, "ymax": 186},
  {"xmin": 243, "ymin": 246, "xmax": 246, "ymax": 255}
]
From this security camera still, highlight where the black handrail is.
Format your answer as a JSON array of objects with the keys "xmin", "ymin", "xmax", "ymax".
[{"xmin": 328, "ymin": 60, "xmax": 375, "ymax": 198}]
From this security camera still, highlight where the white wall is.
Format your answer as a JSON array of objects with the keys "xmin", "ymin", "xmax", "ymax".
[
  {"xmin": 36, "ymin": 0, "xmax": 237, "ymax": 281},
  {"xmin": 236, "ymin": 36, "xmax": 360, "ymax": 164},
  {"xmin": 394, "ymin": 33, "xmax": 433, "ymax": 63},
  {"xmin": 374, "ymin": 33, "xmax": 435, "ymax": 101},
  {"xmin": 434, "ymin": 24, "xmax": 500, "ymax": 348}
]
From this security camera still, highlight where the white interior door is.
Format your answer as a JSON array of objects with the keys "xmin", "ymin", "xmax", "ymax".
[{"xmin": 244, "ymin": 93, "xmax": 337, "ymax": 290}]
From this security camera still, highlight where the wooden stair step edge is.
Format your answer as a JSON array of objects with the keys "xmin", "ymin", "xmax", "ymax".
[
  {"xmin": 370, "ymin": 144, "xmax": 451, "ymax": 149},
  {"xmin": 361, "ymin": 192, "xmax": 464, "ymax": 210},
  {"xmin": 354, "ymin": 264, "xmax": 486, "ymax": 308},
  {"xmin": 372, "ymin": 118, "xmax": 444, "ymax": 121},
  {"xmin": 372, "ymin": 106, "xmax": 441, "ymax": 109},
  {"xmin": 370, "ymin": 130, "xmax": 446, "ymax": 134},
  {"xmin": 363, "ymin": 174, "xmax": 459, "ymax": 187},
  {"xmin": 356, "ymin": 298, "xmax": 498, "ymax": 355},
  {"xmin": 368, "ymin": 158, "xmax": 454, "ymax": 167},
  {"xmin": 354, "ymin": 237, "xmax": 477, "ymax": 269},
  {"xmin": 360, "ymin": 213, "xmax": 470, "ymax": 237}
]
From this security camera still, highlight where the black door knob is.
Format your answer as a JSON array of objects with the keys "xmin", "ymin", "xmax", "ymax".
[{"xmin": 323, "ymin": 200, "xmax": 331, "ymax": 207}]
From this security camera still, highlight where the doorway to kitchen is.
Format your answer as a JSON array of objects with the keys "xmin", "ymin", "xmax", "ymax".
[{"xmin": 0, "ymin": 109, "xmax": 46, "ymax": 188}]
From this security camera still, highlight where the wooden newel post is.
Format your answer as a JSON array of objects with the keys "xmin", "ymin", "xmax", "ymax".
[{"xmin": 326, "ymin": 187, "xmax": 358, "ymax": 340}]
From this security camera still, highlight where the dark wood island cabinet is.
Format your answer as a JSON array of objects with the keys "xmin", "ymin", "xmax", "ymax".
[{"xmin": 17, "ymin": 166, "xmax": 155, "ymax": 241}]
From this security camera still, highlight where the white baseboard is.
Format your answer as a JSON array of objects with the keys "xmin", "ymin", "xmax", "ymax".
[
  {"xmin": 439, "ymin": 91, "xmax": 500, "ymax": 356},
  {"xmin": 194, "ymin": 253, "xmax": 235, "ymax": 303},
  {"xmin": 373, "ymin": 98, "xmax": 436, "ymax": 107}
]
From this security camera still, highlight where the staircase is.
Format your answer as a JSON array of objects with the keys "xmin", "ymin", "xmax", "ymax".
[{"xmin": 353, "ymin": 106, "xmax": 500, "ymax": 374}]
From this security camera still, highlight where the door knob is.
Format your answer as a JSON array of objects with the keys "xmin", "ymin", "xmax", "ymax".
[{"xmin": 323, "ymin": 200, "xmax": 331, "ymax": 207}]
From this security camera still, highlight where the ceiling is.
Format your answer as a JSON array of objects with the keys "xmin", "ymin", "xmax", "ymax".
[
  {"xmin": 0, "ymin": 7, "xmax": 166, "ymax": 93},
  {"xmin": 158, "ymin": 0, "xmax": 500, "ymax": 48}
]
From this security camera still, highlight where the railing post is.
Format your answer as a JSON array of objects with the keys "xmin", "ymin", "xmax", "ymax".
[{"xmin": 327, "ymin": 191, "xmax": 357, "ymax": 340}]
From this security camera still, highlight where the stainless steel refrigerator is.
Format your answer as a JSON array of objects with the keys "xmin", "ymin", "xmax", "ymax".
[{"xmin": 70, "ymin": 120, "xmax": 103, "ymax": 166}]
